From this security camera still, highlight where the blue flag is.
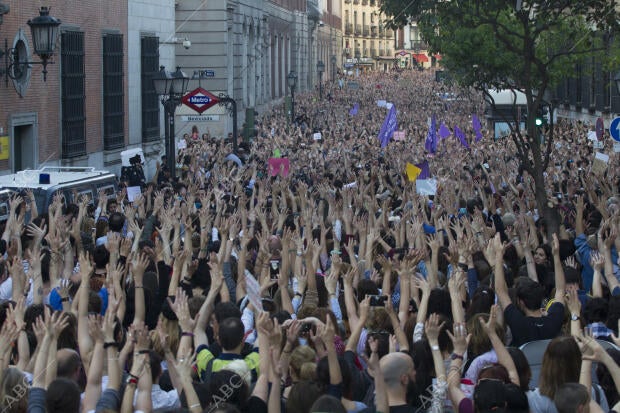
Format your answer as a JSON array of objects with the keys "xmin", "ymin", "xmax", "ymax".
[
  {"xmin": 454, "ymin": 125, "xmax": 470, "ymax": 149},
  {"xmin": 472, "ymin": 114, "xmax": 483, "ymax": 142},
  {"xmin": 377, "ymin": 104, "xmax": 397, "ymax": 148},
  {"xmin": 349, "ymin": 103, "xmax": 359, "ymax": 116},
  {"xmin": 438, "ymin": 122, "xmax": 451, "ymax": 140},
  {"xmin": 425, "ymin": 116, "xmax": 437, "ymax": 153}
]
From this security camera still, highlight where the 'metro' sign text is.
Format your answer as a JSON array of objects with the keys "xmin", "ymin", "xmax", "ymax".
[{"xmin": 182, "ymin": 87, "xmax": 220, "ymax": 114}]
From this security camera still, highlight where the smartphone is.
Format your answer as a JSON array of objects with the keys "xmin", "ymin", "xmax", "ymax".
[
  {"xmin": 270, "ymin": 260, "xmax": 280, "ymax": 279},
  {"xmin": 301, "ymin": 323, "xmax": 313, "ymax": 333},
  {"xmin": 369, "ymin": 295, "xmax": 387, "ymax": 307}
]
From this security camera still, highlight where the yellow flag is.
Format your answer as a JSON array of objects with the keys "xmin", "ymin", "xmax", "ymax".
[{"xmin": 406, "ymin": 163, "xmax": 421, "ymax": 182}]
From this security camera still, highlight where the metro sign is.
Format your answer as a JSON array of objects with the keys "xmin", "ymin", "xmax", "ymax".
[{"xmin": 182, "ymin": 87, "xmax": 219, "ymax": 114}]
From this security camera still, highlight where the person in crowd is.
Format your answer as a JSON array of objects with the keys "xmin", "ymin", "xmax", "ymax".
[{"xmin": 0, "ymin": 68, "xmax": 617, "ymax": 413}]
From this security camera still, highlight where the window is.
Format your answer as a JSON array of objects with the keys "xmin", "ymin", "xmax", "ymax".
[
  {"xmin": 141, "ymin": 36, "xmax": 160, "ymax": 142},
  {"xmin": 61, "ymin": 30, "xmax": 86, "ymax": 158},
  {"xmin": 103, "ymin": 33, "xmax": 125, "ymax": 150}
]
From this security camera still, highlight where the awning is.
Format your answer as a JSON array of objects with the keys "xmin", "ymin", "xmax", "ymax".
[
  {"xmin": 434, "ymin": 53, "xmax": 442, "ymax": 61},
  {"xmin": 413, "ymin": 53, "xmax": 429, "ymax": 63},
  {"xmin": 375, "ymin": 56, "xmax": 398, "ymax": 61}
]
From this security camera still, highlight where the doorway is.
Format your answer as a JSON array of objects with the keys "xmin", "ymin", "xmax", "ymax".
[{"xmin": 10, "ymin": 113, "xmax": 38, "ymax": 173}]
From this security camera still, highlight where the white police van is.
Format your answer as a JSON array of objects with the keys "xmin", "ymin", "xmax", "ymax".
[{"xmin": 0, "ymin": 166, "xmax": 118, "ymax": 221}]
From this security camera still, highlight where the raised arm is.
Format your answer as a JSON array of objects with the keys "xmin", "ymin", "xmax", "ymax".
[
  {"xmin": 489, "ymin": 233, "xmax": 511, "ymax": 309},
  {"xmin": 551, "ymin": 234, "xmax": 566, "ymax": 303},
  {"xmin": 83, "ymin": 315, "xmax": 105, "ymax": 412},
  {"xmin": 480, "ymin": 305, "xmax": 520, "ymax": 386}
]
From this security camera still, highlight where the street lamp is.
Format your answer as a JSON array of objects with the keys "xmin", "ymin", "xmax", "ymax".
[
  {"xmin": 287, "ymin": 70, "xmax": 297, "ymax": 123},
  {"xmin": 614, "ymin": 70, "xmax": 620, "ymax": 95},
  {"xmin": 330, "ymin": 55, "xmax": 336, "ymax": 82},
  {"xmin": 317, "ymin": 60, "xmax": 325, "ymax": 99},
  {"xmin": 152, "ymin": 66, "xmax": 189, "ymax": 181},
  {"xmin": 1, "ymin": 6, "xmax": 62, "ymax": 82}
]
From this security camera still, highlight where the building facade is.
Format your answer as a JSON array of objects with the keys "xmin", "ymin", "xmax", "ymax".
[
  {"xmin": 0, "ymin": 0, "xmax": 129, "ymax": 175},
  {"xmin": 0, "ymin": 0, "xmax": 340, "ymax": 176},
  {"xmin": 342, "ymin": 0, "xmax": 395, "ymax": 72},
  {"xmin": 171, "ymin": 0, "xmax": 341, "ymax": 142}
]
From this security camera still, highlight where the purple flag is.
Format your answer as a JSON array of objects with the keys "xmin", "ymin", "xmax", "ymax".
[
  {"xmin": 439, "ymin": 122, "xmax": 451, "ymax": 140},
  {"xmin": 425, "ymin": 116, "xmax": 437, "ymax": 153},
  {"xmin": 377, "ymin": 104, "xmax": 397, "ymax": 148},
  {"xmin": 349, "ymin": 103, "xmax": 359, "ymax": 116},
  {"xmin": 415, "ymin": 160, "xmax": 430, "ymax": 179},
  {"xmin": 472, "ymin": 114, "xmax": 483, "ymax": 142},
  {"xmin": 454, "ymin": 125, "xmax": 470, "ymax": 149}
]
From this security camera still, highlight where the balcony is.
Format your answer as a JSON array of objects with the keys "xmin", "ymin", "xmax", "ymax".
[
  {"xmin": 363, "ymin": 25, "xmax": 369, "ymax": 36},
  {"xmin": 371, "ymin": 25, "xmax": 378, "ymax": 37},
  {"xmin": 345, "ymin": 23, "xmax": 353, "ymax": 35},
  {"xmin": 370, "ymin": 48, "xmax": 377, "ymax": 57},
  {"xmin": 386, "ymin": 29, "xmax": 394, "ymax": 38},
  {"xmin": 411, "ymin": 40, "xmax": 429, "ymax": 50},
  {"xmin": 355, "ymin": 24, "xmax": 362, "ymax": 35}
]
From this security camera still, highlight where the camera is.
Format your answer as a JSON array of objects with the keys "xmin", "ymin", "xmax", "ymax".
[
  {"xmin": 369, "ymin": 295, "xmax": 387, "ymax": 307},
  {"xmin": 182, "ymin": 38, "xmax": 191, "ymax": 49},
  {"xmin": 129, "ymin": 154, "xmax": 142, "ymax": 165},
  {"xmin": 301, "ymin": 323, "xmax": 313, "ymax": 333}
]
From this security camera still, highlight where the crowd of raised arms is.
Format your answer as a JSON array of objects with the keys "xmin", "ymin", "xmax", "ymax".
[{"xmin": 1, "ymin": 69, "xmax": 620, "ymax": 413}]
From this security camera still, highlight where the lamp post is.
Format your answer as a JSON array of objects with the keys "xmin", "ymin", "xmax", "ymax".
[
  {"xmin": 287, "ymin": 70, "xmax": 297, "ymax": 123},
  {"xmin": 1, "ymin": 6, "xmax": 62, "ymax": 82},
  {"xmin": 330, "ymin": 55, "xmax": 336, "ymax": 82},
  {"xmin": 615, "ymin": 70, "xmax": 620, "ymax": 96},
  {"xmin": 152, "ymin": 66, "xmax": 189, "ymax": 181},
  {"xmin": 218, "ymin": 94, "xmax": 239, "ymax": 155},
  {"xmin": 317, "ymin": 60, "xmax": 324, "ymax": 99}
]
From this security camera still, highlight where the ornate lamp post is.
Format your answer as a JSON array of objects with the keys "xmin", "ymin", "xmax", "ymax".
[
  {"xmin": 316, "ymin": 60, "xmax": 325, "ymax": 99},
  {"xmin": 152, "ymin": 66, "xmax": 189, "ymax": 180},
  {"xmin": 287, "ymin": 70, "xmax": 297, "ymax": 123}
]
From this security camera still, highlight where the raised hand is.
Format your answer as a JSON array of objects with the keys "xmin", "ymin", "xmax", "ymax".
[{"xmin": 446, "ymin": 322, "xmax": 470, "ymax": 356}]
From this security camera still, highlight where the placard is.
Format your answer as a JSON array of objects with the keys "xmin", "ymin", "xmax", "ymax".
[
  {"xmin": 393, "ymin": 131, "xmax": 406, "ymax": 141},
  {"xmin": 126, "ymin": 186, "xmax": 142, "ymax": 203},
  {"xmin": 416, "ymin": 178, "xmax": 438, "ymax": 195},
  {"xmin": 268, "ymin": 158, "xmax": 290, "ymax": 177},
  {"xmin": 591, "ymin": 152, "xmax": 609, "ymax": 175},
  {"xmin": 244, "ymin": 270, "xmax": 263, "ymax": 312}
]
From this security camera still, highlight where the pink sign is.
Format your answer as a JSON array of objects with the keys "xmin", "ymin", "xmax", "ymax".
[
  {"xmin": 268, "ymin": 158, "xmax": 290, "ymax": 177},
  {"xmin": 393, "ymin": 131, "xmax": 406, "ymax": 141}
]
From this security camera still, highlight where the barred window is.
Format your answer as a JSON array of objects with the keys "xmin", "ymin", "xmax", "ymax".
[
  {"xmin": 103, "ymin": 33, "xmax": 125, "ymax": 150},
  {"xmin": 141, "ymin": 36, "xmax": 160, "ymax": 142},
  {"xmin": 61, "ymin": 30, "xmax": 86, "ymax": 158}
]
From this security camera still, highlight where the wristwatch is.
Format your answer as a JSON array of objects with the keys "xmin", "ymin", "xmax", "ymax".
[{"xmin": 571, "ymin": 313, "xmax": 580, "ymax": 321}]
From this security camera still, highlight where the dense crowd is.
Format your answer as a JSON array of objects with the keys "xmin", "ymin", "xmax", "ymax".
[{"xmin": 0, "ymin": 69, "xmax": 619, "ymax": 413}]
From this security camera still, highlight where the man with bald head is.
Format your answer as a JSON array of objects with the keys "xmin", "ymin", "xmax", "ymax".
[
  {"xmin": 379, "ymin": 352, "xmax": 417, "ymax": 412},
  {"xmin": 56, "ymin": 348, "xmax": 86, "ymax": 391}
]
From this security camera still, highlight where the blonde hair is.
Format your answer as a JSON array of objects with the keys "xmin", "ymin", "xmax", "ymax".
[
  {"xmin": 150, "ymin": 316, "xmax": 180, "ymax": 357},
  {"xmin": 0, "ymin": 368, "xmax": 29, "ymax": 413},
  {"xmin": 290, "ymin": 345, "xmax": 317, "ymax": 381}
]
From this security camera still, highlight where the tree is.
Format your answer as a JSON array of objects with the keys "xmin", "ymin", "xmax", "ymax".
[{"xmin": 380, "ymin": 0, "xmax": 620, "ymax": 235}]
